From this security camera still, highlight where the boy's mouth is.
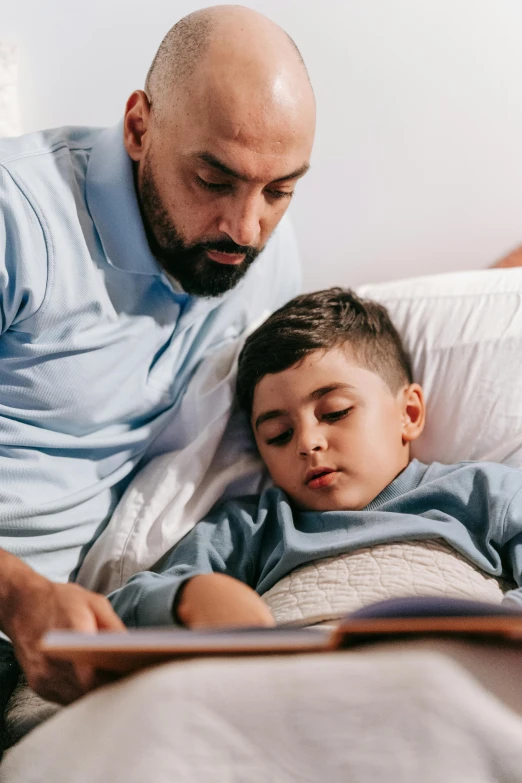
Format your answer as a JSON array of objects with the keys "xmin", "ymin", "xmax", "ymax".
[{"xmin": 305, "ymin": 467, "xmax": 338, "ymax": 489}]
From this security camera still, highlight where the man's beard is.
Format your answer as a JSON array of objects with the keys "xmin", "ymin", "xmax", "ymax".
[{"xmin": 137, "ymin": 155, "xmax": 261, "ymax": 298}]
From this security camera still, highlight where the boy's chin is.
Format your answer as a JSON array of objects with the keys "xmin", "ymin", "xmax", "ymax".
[{"xmin": 288, "ymin": 487, "xmax": 371, "ymax": 513}]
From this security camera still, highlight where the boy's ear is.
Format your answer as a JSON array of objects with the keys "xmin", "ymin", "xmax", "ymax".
[{"xmin": 401, "ymin": 383, "xmax": 425, "ymax": 444}]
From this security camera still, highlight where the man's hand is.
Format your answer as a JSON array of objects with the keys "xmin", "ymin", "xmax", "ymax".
[
  {"xmin": 0, "ymin": 552, "xmax": 125, "ymax": 705},
  {"xmin": 175, "ymin": 573, "xmax": 275, "ymax": 629}
]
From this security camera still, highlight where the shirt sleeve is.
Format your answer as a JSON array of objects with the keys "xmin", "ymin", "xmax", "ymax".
[
  {"xmin": 107, "ymin": 495, "xmax": 263, "ymax": 627},
  {"xmin": 0, "ymin": 165, "xmax": 48, "ymax": 332}
]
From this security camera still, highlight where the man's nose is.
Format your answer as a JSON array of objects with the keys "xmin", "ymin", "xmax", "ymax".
[
  {"xmin": 297, "ymin": 426, "xmax": 327, "ymax": 456},
  {"xmin": 218, "ymin": 194, "xmax": 262, "ymax": 248}
]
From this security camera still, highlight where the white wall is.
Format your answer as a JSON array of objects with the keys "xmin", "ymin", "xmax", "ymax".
[{"xmin": 3, "ymin": 0, "xmax": 522, "ymax": 290}]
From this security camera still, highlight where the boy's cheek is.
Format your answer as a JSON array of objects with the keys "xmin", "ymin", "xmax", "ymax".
[{"xmin": 266, "ymin": 458, "xmax": 293, "ymax": 491}]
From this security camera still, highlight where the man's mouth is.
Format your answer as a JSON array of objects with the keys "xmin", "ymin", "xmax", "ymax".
[
  {"xmin": 205, "ymin": 250, "xmax": 246, "ymax": 265},
  {"xmin": 305, "ymin": 468, "xmax": 339, "ymax": 490}
]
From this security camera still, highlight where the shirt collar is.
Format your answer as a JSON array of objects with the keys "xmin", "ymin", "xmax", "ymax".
[
  {"xmin": 85, "ymin": 121, "xmax": 249, "ymax": 320},
  {"xmin": 363, "ymin": 459, "xmax": 429, "ymax": 511},
  {"xmin": 86, "ymin": 121, "xmax": 161, "ymax": 277}
]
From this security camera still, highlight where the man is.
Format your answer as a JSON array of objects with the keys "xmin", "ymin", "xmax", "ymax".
[{"xmin": 0, "ymin": 3, "xmax": 315, "ymax": 720}]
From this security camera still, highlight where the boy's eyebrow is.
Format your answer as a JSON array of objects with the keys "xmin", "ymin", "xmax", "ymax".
[
  {"xmin": 254, "ymin": 409, "xmax": 286, "ymax": 430},
  {"xmin": 197, "ymin": 152, "xmax": 310, "ymax": 184},
  {"xmin": 254, "ymin": 383, "xmax": 356, "ymax": 431},
  {"xmin": 309, "ymin": 383, "xmax": 356, "ymax": 400}
]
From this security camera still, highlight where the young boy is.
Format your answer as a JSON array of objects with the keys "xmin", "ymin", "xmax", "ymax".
[{"xmin": 109, "ymin": 288, "xmax": 522, "ymax": 629}]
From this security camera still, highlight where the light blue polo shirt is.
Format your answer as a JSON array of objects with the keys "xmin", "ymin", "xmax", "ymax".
[{"xmin": 0, "ymin": 122, "xmax": 301, "ymax": 584}]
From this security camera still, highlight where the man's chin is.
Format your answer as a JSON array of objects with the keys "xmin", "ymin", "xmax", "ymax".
[{"xmin": 157, "ymin": 254, "xmax": 253, "ymax": 298}]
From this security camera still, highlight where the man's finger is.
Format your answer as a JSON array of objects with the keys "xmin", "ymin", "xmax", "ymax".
[
  {"xmin": 73, "ymin": 662, "xmax": 98, "ymax": 694},
  {"xmin": 90, "ymin": 596, "xmax": 126, "ymax": 631}
]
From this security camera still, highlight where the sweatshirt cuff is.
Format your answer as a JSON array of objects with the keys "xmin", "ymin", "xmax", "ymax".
[
  {"xmin": 109, "ymin": 571, "xmax": 200, "ymax": 627},
  {"xmin": 501, "ymin": 589, "xmax": 522, "ymax": 610}
]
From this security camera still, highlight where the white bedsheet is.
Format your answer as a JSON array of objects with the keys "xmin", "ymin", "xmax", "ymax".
[{"xmin": 3, "ymin": 640, "xmax": 522, "ymax": 783}]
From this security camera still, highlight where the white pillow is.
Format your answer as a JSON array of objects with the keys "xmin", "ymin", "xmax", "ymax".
[
  {"xmin": 0, "ymin": 43, "xmax": 21, "ymax": 138},
  {"xmin": 357, "ymin": 268, "xmax": 522, "ymax": 467}
]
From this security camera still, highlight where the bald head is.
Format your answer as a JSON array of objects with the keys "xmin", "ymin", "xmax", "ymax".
[
  {"xmin": 124, "ymin": 5, "xmax": 314, "ymax": 297},
  {"xmin": 145, "ymin": 5, "xmax": 313, "ymax": 120}
]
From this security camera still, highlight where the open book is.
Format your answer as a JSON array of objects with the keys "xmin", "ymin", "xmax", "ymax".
[{"xmin": 42, "ymin": 596, "xmax": 522, "ymax": 674}]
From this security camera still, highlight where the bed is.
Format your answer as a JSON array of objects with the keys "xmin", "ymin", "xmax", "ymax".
[{"xmin": 3, "ymin": 267, "xmax": 522, "ymax": 782}]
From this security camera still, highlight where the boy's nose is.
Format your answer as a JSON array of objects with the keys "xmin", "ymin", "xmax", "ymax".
[{"xmin": 297, "ymin": 428, "xmax": 327, "ymax": 456}]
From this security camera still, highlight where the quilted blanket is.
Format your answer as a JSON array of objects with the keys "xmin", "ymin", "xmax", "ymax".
[{"xmin": 263, "ymin": 540, "xmax": 507, "ymax": 626}]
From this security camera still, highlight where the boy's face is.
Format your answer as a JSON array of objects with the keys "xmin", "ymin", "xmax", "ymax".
[{"xmin": 251, "ymin": 347, "xmax": 425, "ymax": 512}]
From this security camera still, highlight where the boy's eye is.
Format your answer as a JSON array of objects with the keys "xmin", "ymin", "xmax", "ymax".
[
  {"xmin": 322, "ymin": 407, "xmax": 352, "ymax": 422},
  {"xmin": 266, "ymin": 428, "xmax": 293, "ymax": 446}
]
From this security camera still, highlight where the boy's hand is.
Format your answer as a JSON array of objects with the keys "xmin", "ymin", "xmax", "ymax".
[{"xmin": 175, "ymin": 573, "xmax": 275, "ymax": 629}]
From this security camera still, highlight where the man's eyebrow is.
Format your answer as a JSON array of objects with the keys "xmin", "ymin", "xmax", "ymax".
[
  {"xmin": 254, "ymin": 384, "xmax": 355, "ymax": 430},
  {"xmin": 197, "ymin": 152, "xmax": 310, "ymax": 184}
]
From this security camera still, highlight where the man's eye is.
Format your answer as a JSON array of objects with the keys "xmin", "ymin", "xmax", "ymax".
[
  {"xmin": 323, "ymin": 407, "xmax": 352, "ymax": 422},
  {"xmin": 266, "ymin": 189, "xmax": 294, "ymax": 200},
  {"xmin": 196, "ymin": 176, "xmax": 229, "ymax": 192},
  {"xmin": 266, "ymin": 429, "xmax": 293, "ymax": 446}
]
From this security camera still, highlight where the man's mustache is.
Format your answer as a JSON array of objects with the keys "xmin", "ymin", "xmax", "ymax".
[{"xmin": 198, "ymin": 239, "xmax": 258, "ymax": 257}]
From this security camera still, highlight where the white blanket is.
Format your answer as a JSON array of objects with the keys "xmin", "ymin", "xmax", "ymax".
[{"xmin": 4, "ymin": 639, "xmax": 522, "ymax": 783}]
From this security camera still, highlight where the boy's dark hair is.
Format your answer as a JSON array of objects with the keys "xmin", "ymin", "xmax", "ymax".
[{"xmin": 236, "ymin": 287, "xmax": 413, "ymax": 415}]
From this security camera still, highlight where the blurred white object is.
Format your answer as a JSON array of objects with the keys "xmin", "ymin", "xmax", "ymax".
[
  {"xmin": 0, "ymin": 44, "xmax": 21, "ymax": 137},
  {"xmin": 5, "ymin": 640, "xmax": 522, "ymax": 783}
]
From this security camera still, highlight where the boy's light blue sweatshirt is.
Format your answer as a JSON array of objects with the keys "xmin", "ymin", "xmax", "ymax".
[{"xmin": 108, "ymin": 459, "xmax": 522, "ymax": 626}]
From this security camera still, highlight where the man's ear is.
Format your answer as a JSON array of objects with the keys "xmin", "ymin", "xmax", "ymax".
[
  {"xmin": 401, "ymin": 383, "xmax": 425, "ymax": 444},
  {"xmin": 123, "ymin": 90, "xmax": 152, "ymax": 162}
]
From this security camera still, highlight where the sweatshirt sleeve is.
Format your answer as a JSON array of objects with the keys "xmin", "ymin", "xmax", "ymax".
[
  {"xmin": 499, "ymin": 486, "xmax": 522, "ymax": 608},
  {"xmin": 108, "ymin": 495, "xmax": 263, "ymax": 627}
]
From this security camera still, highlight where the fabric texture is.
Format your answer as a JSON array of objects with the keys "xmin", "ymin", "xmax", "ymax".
[
  {"xmin": 0, "ymin": 639, "xmax": 20, "ymax": 757},
  {"xmin": 108, "ymin": 459, "xmax": 522, "ymax": 627},
  {"xmin": 0, "ymin": 122, "xmax": 300, "ymax": 585},
  {"xmin": 4, "ymin": 680, "xmax": 60, "ymax": 751}
]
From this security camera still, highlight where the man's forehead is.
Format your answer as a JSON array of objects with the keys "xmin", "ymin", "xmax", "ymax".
[
  {"xmin": 191, "ymin": 150, "xmax": 310, "ymax": 184},
  {"xmin": 166, "ymin": 70, "xmax": 315, "ymax": 155}
]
